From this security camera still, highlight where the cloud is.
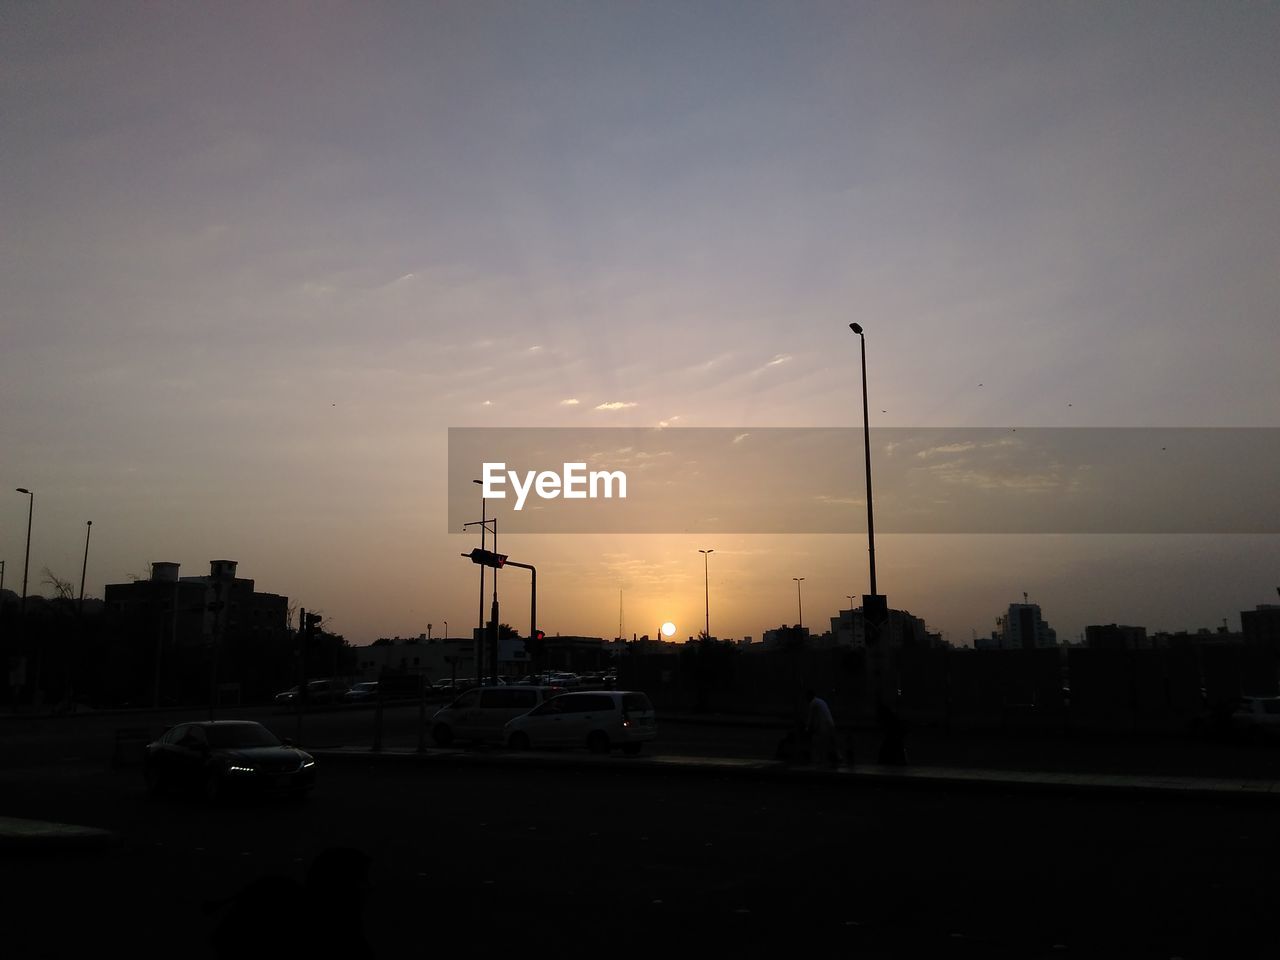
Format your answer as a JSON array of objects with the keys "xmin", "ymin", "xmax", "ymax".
[
  {"xmin": 750, "ymin": 353, "xmax": 796, "ymax": 376},
  {"xmin": 481, "ymin": 400, "xmax": 493, "ymax": 407},
  {"xmin": 595, "ymin": 401, "xmax": 637, "ymax": 411},
  {"xmin": 560, "ymin": 398, "xmax": 580, "ymax": 406},
  {"xmin": 732, "ymin": 432, "xmax": 751, "ymax": 444},
  {"xmin": 915, "ymin": 442, "xmax": 978, "ymax": 459}
]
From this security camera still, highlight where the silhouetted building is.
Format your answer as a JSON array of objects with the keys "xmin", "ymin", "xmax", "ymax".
[
  {"xmin": 978, "ymin": 601, "xmax": 1058, "ymax": 650},
  {"xmin": 761, "ymin": 625, "xmax": 810, "ymax": 649},
  {"xmin": 104, "ymin": 560, "xmax": 286, "ymax": 646},
  {"xmin": 1242, "ymin": 605, "xmax": 1280, "ymax": 655},
  {"xmin": 1085, "ymin": 623, "xmax": 1148, "ymax": 651},
  {"xmin": 829, "ymin": 607, "xmax": 933, "ymax": 650}
]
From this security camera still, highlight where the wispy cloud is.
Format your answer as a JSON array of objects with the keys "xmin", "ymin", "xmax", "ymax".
[
  {"xmin": 750, "ymin": 353, "xmax": 795, "ymax": 376},
  {"xmin": 732, "ymin": 432, "xmax": 751, "ymax": 444},
  {"xmin": 915, "ymin": 441, "xmax": 977, "ymax": 459},
  {"xmin": 560, "ymin": 398, "xmax": 580, "ymax": 406},
  {"xmin": 595, "ymin": 401, "xmax": 637, "ymax": 411}
]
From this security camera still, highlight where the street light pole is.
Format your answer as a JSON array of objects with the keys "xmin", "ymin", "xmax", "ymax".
[
  {"xmin": 699, "ymin": 549, "xmax": 713, "ymax": 639},
  {"xmin": 15, "ymin": 489, "xmax": 33, "ymax": 619},
  {"xmin": 849, "ymin": 324, "xmax": 877, "ymax": 597},
  {"xmin": 850, "ymin": 322, "xmax": 892, "ymax": 720},
  {"xmin": 793, "ymin": 577, "xmax": 805, "ymax": 630},
  {"xmin": 78, "ymin": 521, "xmax": 93, "ymax": 614},
  {"xmin": 15, "ymin": 488, "xmax": 34, "ymax": 702}
]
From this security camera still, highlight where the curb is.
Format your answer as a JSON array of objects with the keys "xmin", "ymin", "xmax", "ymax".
[
  {"xmin": 0, "ymin": 817, "xmax": 119, "ymax": 852},
  {"xmin": 309, "ymin": 746, "xmax": 1280, "ymax": 802}
]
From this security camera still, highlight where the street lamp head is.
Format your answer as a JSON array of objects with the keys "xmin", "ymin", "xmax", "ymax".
[
  {"xmin": 849, "ymin": 323, "xmax": 863, "ymax": 335},
  {"xmin": 16, "ymin": 488, "xmax": 31, "ymax": 494},
  {"xmin": 699, "ymin": 549, "xmax": 713, "ymax": 555},
  {"xmin": 472, "ymin": 479, "xmax": 483, "ymax": 485}
]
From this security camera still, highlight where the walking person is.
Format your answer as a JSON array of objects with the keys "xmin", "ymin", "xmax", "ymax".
[{"xmin": 805, "ymin": 689, "xmax": 838, "ymax": 767}]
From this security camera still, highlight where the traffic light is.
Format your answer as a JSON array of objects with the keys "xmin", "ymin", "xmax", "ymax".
[
  {"xmin": 304, "ymin": 612, "xmax": 322, "ymax": 639},
  {"xmin": 526, "ymin": 629, "xmax": 545, "ymax": 659},
  {"xmin": 464, "ymin": 548, "xmax": 508, "ymax": 568}
]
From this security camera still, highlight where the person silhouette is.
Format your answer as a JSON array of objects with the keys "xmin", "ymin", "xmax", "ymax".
[{"xmin": 805, "ymin": 689, "xmax": 838, "ymax": 767}]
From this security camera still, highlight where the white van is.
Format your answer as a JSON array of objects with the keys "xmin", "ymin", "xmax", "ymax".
[
  {"xmin": 431, "ymin": 685, "xmax": 562, "ymax": 746},
  {"xmin": 503, "ymin": 690, "xmax": 657, "ymax": 755}
]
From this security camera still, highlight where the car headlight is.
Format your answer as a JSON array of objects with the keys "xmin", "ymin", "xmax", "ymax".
[
  {"xmin": 227, "ymin": 764, "xmax": 256, "ymax": 774},
  {"xmin": 301, "ymin": 759, "xmax": 316, "ymax": 768}
]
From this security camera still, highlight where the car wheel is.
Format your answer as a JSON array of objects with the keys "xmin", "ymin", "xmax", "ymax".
[
  {"xmin": 508, "ymin": 731, "xmax": 530, "ymax": 751},
  {"xmin": 622, "ymin": 743, "xmax": 642, "ymax": 756},
  {"xmin": 587, "ymin": 731, "xmax": 610, "ymax": 755},
  {"xmin": 144, "ymin": 765, "xmax": 165, "ymax": 796},
  {"xmin": 432, "ymin": 724, "xmax": 454, "ymax": 747}
]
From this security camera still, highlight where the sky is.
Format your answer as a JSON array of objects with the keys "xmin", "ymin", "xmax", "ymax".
[{"xmin": 3, "ymin": 1, "xmax": 1278, "ymax": 646}]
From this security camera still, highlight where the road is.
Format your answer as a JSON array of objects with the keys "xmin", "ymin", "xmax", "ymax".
[
  {"xmin": 7, "ymin": 698, "xmax": 1280, "ymax": 781},
  {"xmin": 3, "ymin": 752, "xmax": 1278, "ymax": 958}
]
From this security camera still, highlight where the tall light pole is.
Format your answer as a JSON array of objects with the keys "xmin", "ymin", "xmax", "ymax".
[
  {"xmin": 850, "ymin": 322, "xmax": 891, "ymax": 716},
  {"xmin": 15, "ymin": 489, "xmax": 33, "ymax": 619},
  {"xmin": 15, "ymin": 488, "xmax": 34, "ymax": 701},
  {"xmin": 848, "ymin": 324, "xmax": 878, "ymax": 597},
  {"xmin": 443, "ymin": 620, "xmax": 448, "ymax": 641},
  {"xmin": 698, "ymin": 549, "xmax": 713, "ymax": 640},
  {"xmin": 793, "ymin": 577, "xmax": 805, "ymax": 630},
  {"xmin": 78, "ymin": 521, "xmax": 93, "ymax": 614}
]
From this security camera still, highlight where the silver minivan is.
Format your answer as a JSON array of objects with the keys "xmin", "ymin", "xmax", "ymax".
[
  {"xmin": 504, "ymin": 690, "xmax": 657, "ymax": 755},
  {"xmin": 431, "ymin": 685, "xmax": 561, "ymax": 746}
]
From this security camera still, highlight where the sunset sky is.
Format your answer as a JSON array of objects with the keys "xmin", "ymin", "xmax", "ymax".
[{"xmin": 4, "ymin": 2, "xmax": 1278, "ymax": 646}]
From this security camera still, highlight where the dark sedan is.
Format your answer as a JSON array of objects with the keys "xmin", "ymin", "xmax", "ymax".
[{"xmin": 144, "ymin": 720, "xmax": 316, "ymax": 802}]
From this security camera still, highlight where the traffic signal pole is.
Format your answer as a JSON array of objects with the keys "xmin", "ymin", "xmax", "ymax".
[{"xmin": 503, "ymin": 560, "xmax": 537, "ymax": 679}]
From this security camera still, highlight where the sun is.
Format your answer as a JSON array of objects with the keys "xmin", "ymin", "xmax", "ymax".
[{"xmin": 661, "ymin": 621, "xmax": 676, "ymax": 638}]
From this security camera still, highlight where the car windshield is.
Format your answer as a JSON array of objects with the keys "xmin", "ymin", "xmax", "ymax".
[{"xmin": 206, "ymin": 724, "xmax": 281, "ymax": 748}]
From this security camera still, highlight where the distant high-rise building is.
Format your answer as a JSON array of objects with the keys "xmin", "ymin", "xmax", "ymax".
[{"xmin": 979, "ymin": 602, "xmax": 1058, "ymax": 650}]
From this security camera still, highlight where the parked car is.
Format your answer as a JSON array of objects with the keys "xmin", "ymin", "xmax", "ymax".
[
  {"xmin": 344, "ymin": 681, "xmax": 379, "ymax": 704},
  {"xmin": 274, "ymin": 686, "xmax": 299, "ymax": 706},
  {"xmin": 144, "ymin": 720, "xmax": 315, "ymax": 802},
  {"xmin": 274, "ymin": 679, "xmax": 349, "ymax": 706},
  {"xmin": 431, "ymin": 685, "xmax": 563, "ymax": 746},
  {"xmin": 504, "ymin": 690, "xmax": 656, "ymax": 755},
  {"xmin": 1231, "ymin": 696, "xmax": 1280, "ymax": 742}
]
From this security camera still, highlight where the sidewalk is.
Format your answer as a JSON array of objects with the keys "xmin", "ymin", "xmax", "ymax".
[
  {"xmin": 310, "ymin": 744, "xmax": 1280, "ymax": 801},
  {"xmin": 0, "ymin": 816, "xmax": 117, "ymax": 851}
]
